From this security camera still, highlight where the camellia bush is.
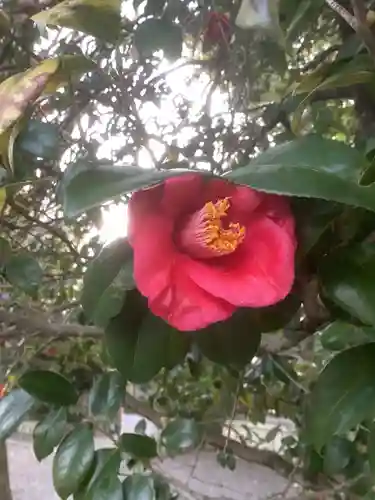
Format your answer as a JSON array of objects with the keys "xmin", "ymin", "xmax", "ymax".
[{"xmin": 3, "ymin": 0, "xmax": 375, "ymax": 499}]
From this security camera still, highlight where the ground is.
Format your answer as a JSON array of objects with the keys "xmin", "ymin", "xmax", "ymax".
[{"xmin": 7, "ymin": 414, "xmax": 298, "ymax": 500}]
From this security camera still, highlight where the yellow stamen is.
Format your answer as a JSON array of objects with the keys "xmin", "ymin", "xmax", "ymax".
[{"xmin": 200, "ymin": 198, "xmax": 245, "ymax": 255}]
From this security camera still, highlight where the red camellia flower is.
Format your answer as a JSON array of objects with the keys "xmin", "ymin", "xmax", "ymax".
[{"xmin": 128, "ymin": 174, "xmax": 296, "ymax": 331}]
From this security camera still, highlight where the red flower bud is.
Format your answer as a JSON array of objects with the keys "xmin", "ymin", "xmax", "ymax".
[
  {"xmin": 0, "ymin": 384, "xmax": 6, "ymax": 398},
  {"xmin": 203, "ymin": 12, "xmax": 231, "ymax": 46}
]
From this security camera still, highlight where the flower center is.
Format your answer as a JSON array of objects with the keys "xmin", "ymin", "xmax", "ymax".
[{"xmin": 179, "ymin": 197, "xmax": 246, "ymax": 259}]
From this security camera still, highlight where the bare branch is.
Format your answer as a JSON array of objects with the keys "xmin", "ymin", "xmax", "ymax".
[
  {"xmin": 351, "ymin": 0, "xmax": 375, "ymax": 61},
  {"xmin": 0, "ymin": 308, "xmax": 102, "ymax": 339}
]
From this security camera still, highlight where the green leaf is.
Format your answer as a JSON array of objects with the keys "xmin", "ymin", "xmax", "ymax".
[
  {"xmin": 134, "ymin": 18, "xmax": 183, "ymax": 60},
  {"xmin": 217, "ymin": 450, "xmax": 236, "ymax": 470},
  {"xmin": 33, "ymin": 408, "xmax": 68, "ymax": 461},
  {"xmin": 137, "ymin": 314, "xmax": 191, "ymax": 370},
  {"xmin": 320, "ymin": 321, "xmax": 375, "ymax": 351},
  {"xmin": 32, "ymin": 0, "xmax": 122, "ymax": 43},
  {"xmin": 119, "ymin": 433, "xmax": 158, "ymax": 459},
  {"xmin": 161, "ymin": 418, "xmax": 201, "ymax": 454},
  {"xmin": 105, "ymin": 291, "xmax": 149, "ymax": 382},
  {"xmin": 293, "ymin": 199, "xmax": 342, "ymax": 256},
  {"xmin": 19, "ymin": 370, "xmax": 78, "ymax": 406},
  {"xmin": 0, "ymin": 389, "xmax": 35, "ymax": 440},
  {"xmin": 82, "ymin": 238, "xmax": 134, "ymax": 327},
  {"xmin": 292, "ymin": 56, "xmax": 374, "ymax": 96},
  {"xmin": 123, "ymin": 474, "xmax": 156, "ymax": 500},
  {"xmin": 135, "ymin": 419, "xmax": 147, "ymax": 435},
  {"xmin": 59, "ymin": 162, "xmax": 207, "ymax": 218},
  {"xmin": 227, "ymin": 135, "xmax": 375, "ymax": 213},
  {"xmin": 77, "ymin": 448, "xmax": 122, "ymax": 500},
  {"xmin": 0, "ymin": 59, "xmax": 60, "ymax": 136},
  {"xmin": 306, "ymin": 344, "xmax": 375, "ymax": 450},
  {"xmin": 5, "ymin": 253, "xmax": 43, "ymax": 295},
  {"xmin": 323, "ymin": 436, "xmax": 353, "ymax": 476},
  {"xmin": 53, "ymin": 423, "xmax": 95, "ymax": 500},
  {"xmin": 195, "ymin": 309, "xmax": 261, "ymax": 367},
  {"xmin": 16, "ymin": 120, "xmax": 59, "ymax": 159},
  {"xmin": 86, "ymin": 473, "xmax": 122, "ymax": 500},
  {"xmin": 286, "ymin": 0, "xmax": 324, "ymax": 41},
  {"xmin": 368, "ymin": 424, "xmax": 375, "ymax": 475},
  {"xmin": 152, "ymin": 473, "xmax": 172, "ymax": 500},
  {"xmin": 88, "ymin": 371, "xmax": 124, "ymax": 419},
  {"xmin": 320, "ymin": 243, "xmax": 375, "ymax": 326},
  {"xmin": 105, "ymin": 291, "xmax": 189, "ymax": 383}
]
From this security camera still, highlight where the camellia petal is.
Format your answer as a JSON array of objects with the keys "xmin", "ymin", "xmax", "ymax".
[
  {"xmin": 184, "ymin": 216, "xmax": 296, "ymax": 307},
  {"xmin": 128, "ymin": 184, "xmax": 235, "ymax": 330},
  {"xmin": 149, "ymin": 271, "xmax": 235, "ymax": 331},
  {"xmin": 201, "ymin": 179, "xmax": 262, "ymax": 223},
  {"xmin": 161, "ymin": 174, "xmax": 205, "ymax": 218}
]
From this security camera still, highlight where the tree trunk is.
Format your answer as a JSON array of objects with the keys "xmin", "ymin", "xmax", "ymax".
[{"xmin": 0, "ymin": 442, "xmax": 12, "ymax": 500}]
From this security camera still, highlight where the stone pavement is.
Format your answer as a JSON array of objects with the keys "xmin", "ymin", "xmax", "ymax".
[{"xmin": 6, "ymin": 414, "xmax": 299, "ymax": 500}]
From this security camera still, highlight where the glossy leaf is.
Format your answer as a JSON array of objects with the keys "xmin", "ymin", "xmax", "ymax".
[
  {"xmin": 307, "ymin": 344, "xmax": 375, "ymax": 450},
  {"xmin": 134, "ymin": 18, "xmax": 183, "ymax": 60},
  {"xmin": 45, "ymin": 54, "xmax": 97, "ymax": 93},
  {"xmin": 53, "ymin": 424, "xmax": 95, "ymax": 499},
  {"xmin": 0, "ymin": 389, "xmax": 35, "ymax": 440},
  {"xmin": 292, "ymin": 56, "xmax": 374, "ymax": 96},
  {"xmin": 32, "ymin": 0, "xmax": 122, "ymax": 43},
  {"xmin": 227, "ymin": 135, "xmax": 375, "ymax": 213},
  {"xmin": 5, "ymin": 253, "xmax": 43, "ymax": 295},
  {"xmin": 161, "ymin": 418, "xmax": 202, "ymax": 453},
  {"xmin": 320, "ymin": 244, "xmax": 375, "ymax": 326},
  {"xmin": 196, "ymin": 309, "xmax": 261, "ymax": 367},
  {"xmin": 152, "ymin": 473, "xmax": 172, "ymax": 500},
  {"xmin": 17, "ymin": 120, "xmax": 59, "ymax": 159},
  {"xmin": 88, "ymin": 371, "xmax": 124, "ymax": 419},
  {"xmin": 123, "ymin": 474, "xmax": 156, "ymax": 500},
  {"xmin": 105, "ymin": 290, "xmax": 148, "ymax": 382},
  {"xmin": 77, "ymin": 448, "xmax": 121, "ymax": 500},
  {"xmin": 59, "ymin": 161, "xmax": 207, "ymax": 217},
  {"xmin": 0, "ymin": 59, "xmax": 59, "ymax": 135},
  {"xmin": 119, "ymin": 433, "xmax": 158, "ymax": 459},
  {"xmin": 86, "ymin": 473, "xmax": 122, "ymax": 500},
  {"xmin": 323, "ymin": 437, "xmax": 353, "ymax": 476},
  {"xmin": 368, "ymin": 424, "xmax": 375, "ymax": 475},
  {"xmin": 19, "ymin": 370, "xmax": 78, "ymax": 406},
  {"xmin": 105, "ymin": 291, "xmax": 188, "ymax": 383},
  {"xmin": 33, "ymin": 408, "xmax": 68, "ymax": 461},
  {"xmin": 320, "ymin": 321, "xmax": 375, "ymax": 351},
  {"xmin": 136, "ymin": 314, "xmax": 191, "ymax": 370},
  {"xmin": 81, "ymin": 238, "xmax": 134, "ymax": 328}
]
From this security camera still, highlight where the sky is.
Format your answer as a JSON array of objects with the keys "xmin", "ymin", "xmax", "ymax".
[{"xmin": 35, "ymin": 5, "xmax": 233, "ymax": 245}]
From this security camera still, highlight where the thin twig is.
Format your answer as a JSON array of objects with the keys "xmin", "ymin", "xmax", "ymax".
[
  {"xmin": 325, "ymin": 0, "xmax": 357, "ymax": 30},
  {"xmin": 351, "ymin": 0, "xmax": 375, "ymax": 62}
]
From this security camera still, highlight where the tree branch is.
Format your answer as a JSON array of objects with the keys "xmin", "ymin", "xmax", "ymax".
[
  {"xmin": 124, "ymin": 394, "xmax": 295, "ymax": 477},
  {"xmin": 351, "ymin": 0, "xmax": 375, "ymax": 62},
  {"xmin": 0, "ymin": 308, "xmax": 102, "ymax": 339}
]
